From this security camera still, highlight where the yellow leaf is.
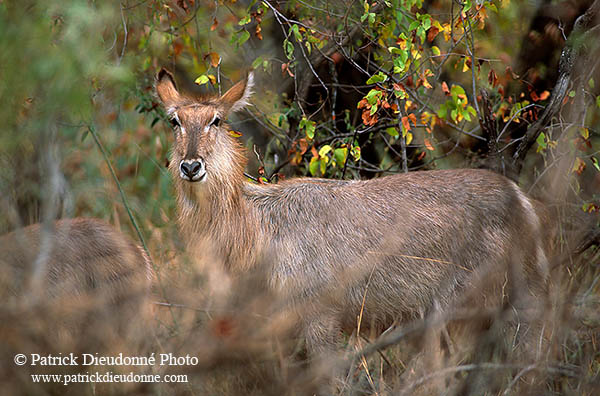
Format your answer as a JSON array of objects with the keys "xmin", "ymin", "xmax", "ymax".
[
  {"xmin": 411, "ymin": 48, "xmax": 422, "ymax": 60},
  {"xmin": 422, "ymin": 77, "xmax": 432, "ymax": 89},
  {"xmin": 572, "ymin": 157, "xmax": 585, "ymax": 174},
  {"xmin": 405, "ymin": 131, "xmax": 413, "ymax": 145},
  {"xmin": 462, "ymin": 59, "xmax": 470, "ymax": 72},
  {"xmin": 229, "ymin": 130, "xmax": 243, "ymax": 138},
  {"xmin": 441, "ymin": 23, "xmax": 452, "ymax": 41},
  {"xmin": 398, "ymin": 38, "xmax": 407, "ymax": 50}
]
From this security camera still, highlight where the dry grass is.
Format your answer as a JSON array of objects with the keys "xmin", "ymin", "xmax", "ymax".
[{"xmin": 0, "ymin": 210, "xmax": 598, "ymax": 396}]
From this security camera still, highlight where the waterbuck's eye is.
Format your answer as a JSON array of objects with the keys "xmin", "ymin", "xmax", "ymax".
[
  {"xmin": 211, "ymin": 117, "xmax": 221, "ymax": 127},
  {"xmin": 169, "ymin": 117, "xmax": 180, "ymax": 129}
]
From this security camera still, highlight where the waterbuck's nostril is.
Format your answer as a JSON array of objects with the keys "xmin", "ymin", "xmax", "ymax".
[{"xmin": 180, "ymin": 160, "xmax": 204, "ymax": 180}]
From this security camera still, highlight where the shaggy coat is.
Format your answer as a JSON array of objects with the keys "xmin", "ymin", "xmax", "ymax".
[{"xmin": 156, "ymin": 69, "xmax": 549, "ymax": 354}]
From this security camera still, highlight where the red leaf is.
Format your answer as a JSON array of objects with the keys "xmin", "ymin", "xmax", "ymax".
[
  {"xmin": 255, "ymin": 25, "xmax": 263, "ymax": 40},
  {"xmin": 212, "ymin": 316, "xmax": 235, "ymax": 338},
  {"xmin": 441, "ymin": 81, "xmax": 450, "ymax": 96},
  {"xmin": 488, "ymin": 69, "xmax": 498, "ymax": 87},
  {"xmin": 505, "ymin": 66, "xmax": 519, "ymax": 80},
  {"xmin": 401, "ymin": 116, "xmax": 411, "ymax": 131},
  {"xmin": 298, "ymin": 138, "xmax": 308, "ymax": 155},
  {"xmin": 424, "ymin": 138, "xmax": 435, "ymax": 151},
  {"xmin": 408, "ymin": 113, "xmax": 417, "ymax": 126},
  {"xmin": 427, "ymin": 27, "xmax": 440, "ymax": 42}
]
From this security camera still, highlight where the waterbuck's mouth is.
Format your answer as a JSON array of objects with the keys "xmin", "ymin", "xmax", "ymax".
[{"xmin": 180, "ymin": 172, "xmax": 207, "ymax": 183}]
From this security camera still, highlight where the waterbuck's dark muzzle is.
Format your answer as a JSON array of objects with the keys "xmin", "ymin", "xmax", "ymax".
[{"xmin": 179, "ymin": 159, "xmax": 206, "ymax": 182}]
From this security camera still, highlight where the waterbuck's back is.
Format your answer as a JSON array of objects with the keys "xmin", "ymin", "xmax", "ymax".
[{"xmin": 245, "ymin": 168, "xmax": 546, "ymax": 330}]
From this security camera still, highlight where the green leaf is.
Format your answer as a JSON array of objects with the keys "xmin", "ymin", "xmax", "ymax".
[
  {"xmin": 365, "ymin": 89, "xmax": 382, "ymax": 105},
  {"xmin": 236, "ymin": 30, "xmax": 250, "ymax": 47},
  {"xmin": 463, "ymin": 109, "xmax": 472, "ymax": 122},
  {"xmin": 333, "ymin": 147, "xmax": 348, "ymax": 166},
  {"xmin": 238, "ymin": 15, "xmax": 251, "ymax": 25},
  {"xmin": 431, "ymin": 46, "xmax": 441, "ymax": 56},
  {"xmin": 536, "ymin": 132, "xmax": 547, "ymax": 151},
  {"xmin": 450, "ymin": 108, "xmax": 458, "ymax": 122},
  {"xmin": 386, "ymin": 127, "xmax": 399, "ymax": 137},
  {"xmin": 596, "ymin": 95, "xmax": 600, "ymax": 108},
  {"xmin": 416, "ymin": 26, "xmax": 425, "ymax": 43},
  {"xmin": 252, "ymin": 56, "xmax": 264, "ymax": 69},
  {"xmin": 592, "ymin": 156, "xmax": 600, "ymax": 172},
  {"xmin": 300, "ymin": 117, "xmax": 316, "ymax": 139},
  {"xmin": 462, "ymin": 0, "xmax": 472, "ymax": 12},
  {"xmin": 290, "ymin": 24, "xmax": 302, "ymax": 41},
  {"xmin": 283, "ymin": 38, "xmax": 294, "ymax": 59},
  {"xmin": 450, "ymin": 84, "xmax": 466, "ymax": 98},
  {"xmin": 366, "ymin": 72, "xmax": 388, "ymax": 84},
  {"xmin": 568, "ymin": 90, "xmax": 576, "ymax": 98},
  {"xmin": 589, "ymin": 78, "xmax": 595, "ymax": 89},
  {"xmin": 309, "ymin": 157, "xmax": 319, "ymax": 176},
  {"xmin": 437, "ymin": 104, "xmax": 447, "ymax": 119},
  {"xmin": 195, "ymin": 75, "xmax": 210, "ymax": 85}
]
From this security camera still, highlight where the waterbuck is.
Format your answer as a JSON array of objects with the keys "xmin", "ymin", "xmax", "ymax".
[
  {"xmin": 0, "ymin": 218, "xmax": 152, "ymax": 340},
  {"xmin": 155, "ymin": 69, "xmax": 550, "ymax": 360}
]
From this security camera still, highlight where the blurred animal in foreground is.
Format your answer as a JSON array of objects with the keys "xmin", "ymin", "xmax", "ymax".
[
  {"xmin": 0, "ymin": 218, "xmax": 152, "ymax": 345},
  {"xmin": 156, "ymin": 69, "xmax": 553, "ymax": 390}
]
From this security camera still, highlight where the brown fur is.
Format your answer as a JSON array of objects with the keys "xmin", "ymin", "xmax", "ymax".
[
  {"xmin": 0, "ymin": 218, "xmax": 152, "ymax": 341},
  {"xmin": 156, "ymin": 69, "xmax": 551, "ymax": 373}
]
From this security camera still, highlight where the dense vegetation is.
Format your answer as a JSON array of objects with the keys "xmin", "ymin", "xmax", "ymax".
[{"xmin": 1, "ymin": 0, "xmax": 599, "ymax": 394}]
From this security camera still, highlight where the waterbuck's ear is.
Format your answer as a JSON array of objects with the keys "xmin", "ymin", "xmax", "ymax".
[
  {"xmin": 220, "ymin": 72, "xmax": 254, "ymax": 114},
  {"xmin": 156, "ymin": 68, "xmax": 180, "ymax": 108}
]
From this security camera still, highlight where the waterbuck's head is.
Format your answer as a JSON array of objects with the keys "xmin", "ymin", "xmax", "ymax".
[{"xmin": 156, "ymin": 69, "xmax": 253, "ymax": 188}]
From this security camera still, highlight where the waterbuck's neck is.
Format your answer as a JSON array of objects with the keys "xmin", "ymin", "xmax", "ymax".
[{"xmin": 170, "ymin": 142, "xmax": 260, "ymax": 271}]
